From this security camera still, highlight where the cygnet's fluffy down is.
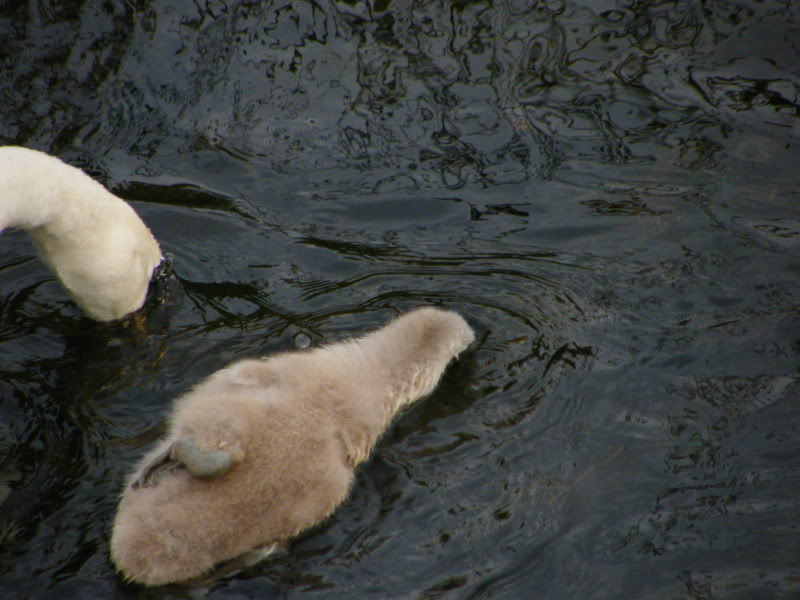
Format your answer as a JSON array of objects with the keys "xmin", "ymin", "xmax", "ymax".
[
  {"xmin": 110, "ymin": 307, "xmax": 475, "ymax": 586},
  {"xmin": 0, "ymin": 146, "xmax": 161, "ymax": 321}
]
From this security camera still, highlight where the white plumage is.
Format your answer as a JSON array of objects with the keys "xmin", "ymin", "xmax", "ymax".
[{"xmin": 0, "ymin": 146, "xmax": 161, "ymax": 321}]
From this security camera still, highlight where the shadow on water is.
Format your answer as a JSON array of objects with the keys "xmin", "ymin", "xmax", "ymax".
[{"xmin": 1, "ymin": 0, "xmax": 800, "ymax": 598}]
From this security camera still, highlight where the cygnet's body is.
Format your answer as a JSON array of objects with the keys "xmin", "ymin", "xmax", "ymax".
[
  {"xmin": 0, "ymin": 146, "xmax": 161, "ymax": 321},
  {"xmin": 111, "ymin": 307, "xmax": 474, "ymax": 586}
]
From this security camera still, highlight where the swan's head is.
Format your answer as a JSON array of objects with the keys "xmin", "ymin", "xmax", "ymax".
[
  {"xmin": 31, "ymin": 217, "xmax": 162, "ymax": 321},
  {"xmin": 0, "ymin": 146, "xmax": 164, "ymax": 321}
]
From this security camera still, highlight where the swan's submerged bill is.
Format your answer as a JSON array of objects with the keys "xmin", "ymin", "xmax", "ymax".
[
  {"xmin": 110, "ymin": 307, "xmax": 475, "ymax": 586},
  {"xmin": 0, "ymin": 146, "xmax": 161, "ymax": 321}
]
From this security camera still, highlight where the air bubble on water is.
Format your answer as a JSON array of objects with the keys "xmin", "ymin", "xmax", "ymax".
[{"xmin": 294, "ymin": 333, "xmax": 311, "ymax": 349}]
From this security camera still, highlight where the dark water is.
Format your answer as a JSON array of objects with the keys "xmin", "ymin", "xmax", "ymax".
[{"xmin": 1, "ymin": 0, "xmax": 799, "ymax": 598}]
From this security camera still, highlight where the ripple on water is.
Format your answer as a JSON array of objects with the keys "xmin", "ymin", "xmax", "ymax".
[{"xmin": 1, "ymin": 0, "xmax": 799, "ymax": 597}]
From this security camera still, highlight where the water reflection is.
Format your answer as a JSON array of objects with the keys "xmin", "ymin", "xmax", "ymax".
[{"xmin": 1, "ymin": 0, "xmax": 799, "ymax": 597}]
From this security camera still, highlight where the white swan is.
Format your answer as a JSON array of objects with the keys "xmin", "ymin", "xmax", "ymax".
[
  {"xmin": 0, "ymin": 146, "xmax": 161, "ymax": 321},
  {"xmin": 110, "ymin": 307, "xmax": 475, "ymax": 586}
]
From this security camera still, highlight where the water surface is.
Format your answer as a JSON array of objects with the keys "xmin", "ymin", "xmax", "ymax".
[{"xmin": 1, "ymin": 1, "xmax": 799, "ymax": 598}]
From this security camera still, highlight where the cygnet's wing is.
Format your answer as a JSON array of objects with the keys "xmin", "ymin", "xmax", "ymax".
[
  {"xmin": 130, "ymin": 437, "xmax": 236, "ymax": 489},
  {"xmin": 170, "ymin": 437, "xmax": 234, "ymax": 479},
  {"xmin": 131, "ymin": 445, "xmax": 177, "ymax": 489}
]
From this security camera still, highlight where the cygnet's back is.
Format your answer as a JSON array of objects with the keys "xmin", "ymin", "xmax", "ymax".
[{"xmin": 110, "ymin": 307, "xmax": 474, "ymax": 586}]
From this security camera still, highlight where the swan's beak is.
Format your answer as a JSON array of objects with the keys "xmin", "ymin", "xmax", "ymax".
[{"xmin": 145, "ymin": 254, "xmax": 179, "ymax": 305}]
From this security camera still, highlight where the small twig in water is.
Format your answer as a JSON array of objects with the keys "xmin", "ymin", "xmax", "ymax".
[{"xmin": 549, "ymin": 445, "xmax": 625, "ymax": 507}]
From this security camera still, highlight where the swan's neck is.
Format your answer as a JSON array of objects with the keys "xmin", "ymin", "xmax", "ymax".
[
  {"xmin": 1, "ymin": 146, "xmax": 162, "ymax": 321},
  {"xmin": 2, "ymin": 150, "xmax": 103, "ymax": 236}
]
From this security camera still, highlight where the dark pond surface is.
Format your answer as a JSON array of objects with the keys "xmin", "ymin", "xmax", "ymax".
[{"xmin": 1, "ymin": 0, "xmax": 799, "ymax": 598}]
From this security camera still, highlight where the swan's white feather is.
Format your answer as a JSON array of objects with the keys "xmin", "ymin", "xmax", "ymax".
[{"xmin": 0, "ymin": 146, "xmax": 161, "ymax": 321}]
